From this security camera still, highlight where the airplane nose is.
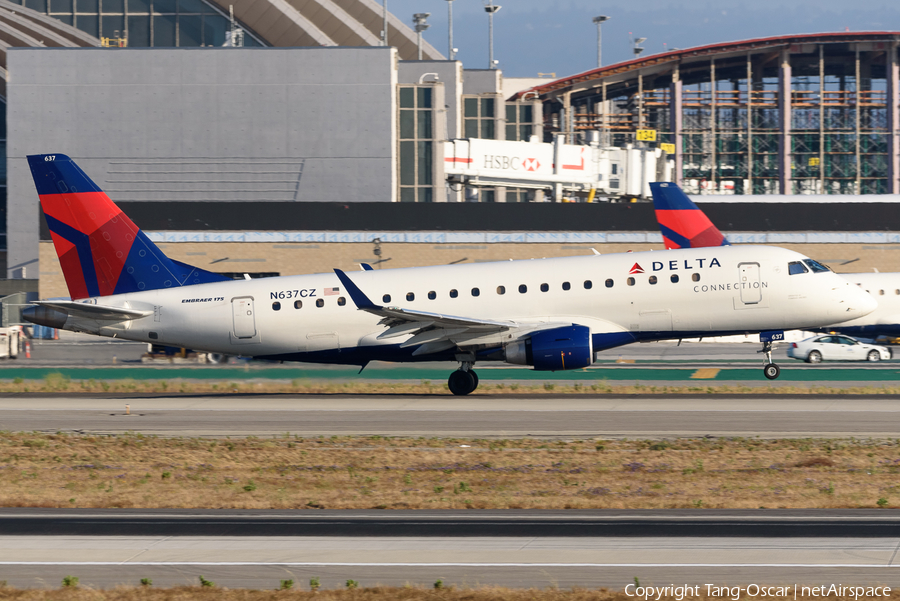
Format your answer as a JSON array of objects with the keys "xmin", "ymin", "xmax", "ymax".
[{"xmin": 838, "ymin": 284, "xmax": 878, "ymax": 319}]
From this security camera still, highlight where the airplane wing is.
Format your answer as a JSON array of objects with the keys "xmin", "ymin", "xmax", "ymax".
[
  {"xmin": 33, "ymin": 300, "xmax": 153, "ymax": 321},
  {"xmin": 334, "ymin": 268, "xmax": 518, "ymax": 355}
]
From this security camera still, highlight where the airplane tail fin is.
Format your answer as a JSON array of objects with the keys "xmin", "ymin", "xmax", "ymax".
[
  {"xmin": 27, "ymin": 154, "xmax": 229, "ymax": 300},
  {"xmin": 649, "ymin": 182, "xmax": 731, "ymax": 249}
]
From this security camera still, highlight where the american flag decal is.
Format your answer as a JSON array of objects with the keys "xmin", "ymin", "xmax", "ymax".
[{"xmin": 324, "ymin": 287, "xmax": 340, "ymax": 296}]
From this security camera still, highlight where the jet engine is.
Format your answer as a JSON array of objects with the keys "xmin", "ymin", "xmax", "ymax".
[{"xmin": 504, "ymin": 325, "xmax": 593, "ymax": 371}]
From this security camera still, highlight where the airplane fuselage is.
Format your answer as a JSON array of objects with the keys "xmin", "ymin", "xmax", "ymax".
[{"xmin": 54, "ymin": 244, "xmax": 873, "ymax": 365}]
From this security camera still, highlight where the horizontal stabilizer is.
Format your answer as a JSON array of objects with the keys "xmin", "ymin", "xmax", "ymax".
[{"xmin": 35, "ymin": 300, "xmax": 152, "ymax": 320}]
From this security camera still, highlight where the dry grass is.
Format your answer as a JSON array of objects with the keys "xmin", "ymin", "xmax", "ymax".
[
  {"xmin": 1, "ymin": 432, "xmax": 900, "ymax": 509},
  {"xmin": 0, "ymin": 588, "xmax": 895, "ymax": 601},
  {"xmin": 1, "ymin": 373, "xmax": 900, "ymax": 395}
]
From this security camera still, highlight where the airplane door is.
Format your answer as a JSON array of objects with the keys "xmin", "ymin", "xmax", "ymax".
[
  {"xmin": 231, "ymin": 297, "xmax": 256, "ymax": 339},
  {"xmin": 738, "ymin": 262, "xmax": 762, "ymax": 304}
]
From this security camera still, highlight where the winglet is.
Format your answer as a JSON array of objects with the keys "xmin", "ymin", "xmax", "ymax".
[
  {"xmin": 649, "ymin": 182, "xmax": 731, "ymax": 249},
  {"xmin": 333, "ymin": 269, "xmax": 380, "ymax": 310}
]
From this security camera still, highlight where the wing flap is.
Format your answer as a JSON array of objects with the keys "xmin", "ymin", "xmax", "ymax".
[{"xmin": 333, "ymin": 269, "xmax": 516, "ymax": 336}]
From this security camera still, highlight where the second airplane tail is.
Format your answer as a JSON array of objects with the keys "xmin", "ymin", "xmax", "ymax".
[
  {"xmin": 27, "ymin": 154, "xmax": 228, "ymax": 300},
  {"xmin": 649, "ymin": 182, "xmax": 731, "ymax": 250}
]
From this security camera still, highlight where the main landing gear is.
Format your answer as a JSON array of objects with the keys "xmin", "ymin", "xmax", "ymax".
[
  {"xmin": 448, "ymin": 361, "xmax": 479, "ymax": 396},
  {"xmin": 759, "ymin": 340, "xmax": 780, "ymax": 380}
]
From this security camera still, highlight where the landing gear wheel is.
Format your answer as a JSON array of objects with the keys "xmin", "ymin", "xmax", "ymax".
[
  {"xmin": 469, "ymin": 370, "xmax": 479, "ymax": 389},
  {"xmin": 867, "ymin": 350, "xmax": 881, "ymax": 362},
  {"xmin": 448, "ymin": 370, "xmax": 476, "ymax": 396},
  {"xmin": 763, "ymin": 363, "xmax": 780, "ymax": 380},
  {"xmin": 207, "ymin": 353, "xmax": 230, "ymax": 364}
]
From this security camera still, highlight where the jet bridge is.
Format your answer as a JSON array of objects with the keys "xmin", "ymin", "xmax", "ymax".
[{"xmin": 443, "ymin": 134, "xmax": 674, "ymax": 201}]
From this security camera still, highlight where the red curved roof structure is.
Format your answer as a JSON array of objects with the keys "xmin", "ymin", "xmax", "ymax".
[{"xmin": 514, "ymin": 31, "xmax": 900, "ymax": 99}]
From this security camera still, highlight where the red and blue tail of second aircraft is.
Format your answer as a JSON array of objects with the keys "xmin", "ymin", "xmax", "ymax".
[
  {"xmin": 649, "ymin": 182, "xmax": 731, "ymax": 250},
  {"xmin": 27, "ymin": 154, "xmax": 229, "ymax": 300}
]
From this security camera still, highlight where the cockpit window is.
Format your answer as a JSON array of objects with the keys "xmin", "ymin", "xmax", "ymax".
[
  {"xmin": 803, "ymin": 258, "xmax": 830, "ymax": 273},
  {"xmin": 788, "ymin": 261, "xmax": 808, "ymax": 275}
]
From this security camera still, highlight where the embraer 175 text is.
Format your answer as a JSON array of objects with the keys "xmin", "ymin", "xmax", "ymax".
[{"xmin": 23, "ymin": 154, "xmax": 876, "ymax": 392}]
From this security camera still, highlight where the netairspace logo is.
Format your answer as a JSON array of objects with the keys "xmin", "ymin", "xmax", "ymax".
[{"xmin": 624, "ymin": 584, "xmax": 892, "ymax": 601}]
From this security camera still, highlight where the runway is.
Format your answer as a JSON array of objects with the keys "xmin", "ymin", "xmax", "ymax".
[
  {"xmin": 3, "ymin": 394, "xmax": 900, "ymax": 438},
  {"xmin": 3, "ymin": 510, "xmax": 900, "ymax": 589}
]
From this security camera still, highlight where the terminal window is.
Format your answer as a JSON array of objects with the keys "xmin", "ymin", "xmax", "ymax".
[
  {"xmin": 505, "ymin": 102, "xmax": 534, "ymax": 141},
  {"xmin": 464, "ymin": 96, "xmax": 496, "ymax": 139},
  {"xmin": 399, "ymin": 86, "xmax": 435, "ymax": 202},
  {"xmin": 12, "ymin": 0, "xmax": 265, "ymax": 46}
]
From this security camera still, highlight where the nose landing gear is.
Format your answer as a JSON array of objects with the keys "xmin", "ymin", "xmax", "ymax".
[
  {"xmin": 448, "ymin": 361, "xmax": 478, "ymax": 396},
  {"xmin": 758, "ymin": 331, "xmax": 783, "ymax": 380}
]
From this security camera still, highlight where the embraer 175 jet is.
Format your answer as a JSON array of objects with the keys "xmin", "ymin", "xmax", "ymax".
[
  {"xmin": 23, "ymin": 154, "xmax": 875, "ymax": 393},
  {"xmin": 650, "ymin": 181, "xmax": 900, "ymax": 341}
]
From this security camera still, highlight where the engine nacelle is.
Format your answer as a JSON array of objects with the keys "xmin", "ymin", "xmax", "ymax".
[{"xmin": 504, "ymin": 325, "xmax": 593, "ymax": 371}]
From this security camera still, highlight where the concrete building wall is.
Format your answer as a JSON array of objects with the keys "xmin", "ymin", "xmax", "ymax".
[{"xmin": 7, "ymin": 46, "xmax": 399, "ymax": 278}]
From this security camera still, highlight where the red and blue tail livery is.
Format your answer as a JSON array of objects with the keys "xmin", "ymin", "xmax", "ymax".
[
  {"xmin": 27, "ymin": 154, "xmax": 228, "ymax": 300},
  {"xmin": 649, "ymin": 182, "xmax": 730, "ymax": 250}
]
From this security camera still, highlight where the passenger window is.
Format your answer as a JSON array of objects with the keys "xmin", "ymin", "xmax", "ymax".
[
  {"xmin": 788, "ymin": 261, "xmax": 809, "ymax": 275},
  {"xmin": 450, "ymin": 289, "xmax": 458, "ymax": 298},
  {"xmin": 272, "ymin": 301, "xmax": 281, "ymax": 311},
  {"xmin": 540, "ymin": 283, "xmax": 549, "ymax": 292},
  {"xmin": 471, "ymin": 287, "xmax": 480, "ymax": 297},
  {"xmin": 605, "ymin": 279, "xmax": 613, "ymax": 288},
  {"xmin": 649, "ymin": 276, "xmax": 657, "ymax": 285},
  {"xmin": 584, "ymin": 280, "xmax": 592, "ymax": 289},
  {"xmin": 670, "ymin": 274, "xmax": 679, "ymax": 283},
  {"xmin": 428, "ymin": 291, "xmax": 436, "ymax": 300},
  {"xmin": 294, "ymin": 300, "xmax": 302, "ymax": 309},
  {"xmin": 627, "ymin": 277, "xmax": 635, "ymax": 286},
  {"xmin": 562, "ymin": 282, "xmax": 571, "ymax": 291},
  {"xmin": 316, "ymin": 299, "xmax": 324, "ymax": 308},
  {"xmin": 497, "ymin": 286, "xmax": 506, "ymax": 295},
  {"xmin": 337, "ymin": 297, "xmax": 346, "ymax": 306},
  {"xmin": 518, "ymin": 284, "xmax": 527, "ymax": 293},
  {"xmin": 803, "ymin": 258, "xmax": 830, "ymax": 273},
  {"xmin": 880, "ymin": 290, "xmax": 885, "ymax": 296},
  {"xmin": 896, "ymin": 289, "xmax": 900, "ymax": 295},
  {"xmin": 383, "ymin": 294, "xmax": 391, "ymax": 303},
  {"xmin": 406, "ymin": 292, "xmax": 415, "ymax": 301},
  {"xmin": 692, "ymin": 273, "xmax": 700, "ymax": 282}
]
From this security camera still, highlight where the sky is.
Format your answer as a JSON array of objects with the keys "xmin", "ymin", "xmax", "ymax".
[{"xmin": 384, "ymin": 0, "xmax": 900, "ymax": 78}]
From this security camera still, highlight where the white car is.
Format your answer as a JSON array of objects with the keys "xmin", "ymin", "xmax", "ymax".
[{"xmin": 787, "ymin": 334, "xmax": 892, "ymax": 363}]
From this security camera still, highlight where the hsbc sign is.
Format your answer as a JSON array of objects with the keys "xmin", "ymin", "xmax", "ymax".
[{"xmin": 482, "ymin": 155, "xmax": 541, "ymax": 171}]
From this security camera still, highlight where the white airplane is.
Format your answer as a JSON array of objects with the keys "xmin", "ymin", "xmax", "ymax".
[
  {"xmin": 650, "ymin": 181, "xmax": 900, "ymax": 340},
  {"xmin": 23, "ymin": 154, "xmax": 876, "ymax": 393}
]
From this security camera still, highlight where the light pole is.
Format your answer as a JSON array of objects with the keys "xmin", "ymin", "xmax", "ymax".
[
  {"xmin": 484, "ymin": 1, "xmax": 501, "ymax": 69},
  {"xmin": 633, "ymin": 36, "xmax": 646, "ymax": 57},
  {"xmin": 382, "ymin": 0, "xmax": 388, "ymax": 46},
  {"xmin": 592, "ymin": 15, "xmax": 609, "ymax": 68},
  {"xmin": 413, "ymin": 13, "xmax": 430, "ymax": 60},
  {"xmin": 445, "ymin": 0, "xmax": 455, "ymax": 60}
]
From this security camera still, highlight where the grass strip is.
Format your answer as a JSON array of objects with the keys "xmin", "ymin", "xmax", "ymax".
[
  {"xmin": 2, "ymin": 432, "xmax": 900, "ymax": 509},
  {"xmin": 4, "ymin": 372, "xmax": 900, "ymax": 394}
]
